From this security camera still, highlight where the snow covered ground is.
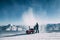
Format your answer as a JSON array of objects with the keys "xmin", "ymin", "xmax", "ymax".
[
  {"xmin": 0, "ymin": 31, "xmax": 26, "ymax": 38},
  {"xmin": 0, "ymin": 33, "xmax": 60, "ymax": 40},
  {"xmin": 0, "ymin": 24, "xmax": 60, "ymax": 40}
]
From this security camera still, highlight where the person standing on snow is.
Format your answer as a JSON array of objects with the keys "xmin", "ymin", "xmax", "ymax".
[{"xmin": 34, "ymin": 22, "xmax": 39, "ymax": 33}]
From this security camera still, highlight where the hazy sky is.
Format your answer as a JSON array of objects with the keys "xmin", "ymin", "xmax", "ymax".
[{"xmin": 0, "ymin": 0, "xmax": 60, "ymax": 25}]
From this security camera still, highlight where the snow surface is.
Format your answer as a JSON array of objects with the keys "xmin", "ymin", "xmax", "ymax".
[
  {"xmin": 0, "ymin": 33, "xmax": 60, "ymax": 40},
  {"xmin": 0, "ymin": 24, "xmax": 60, "ymax": 40}
]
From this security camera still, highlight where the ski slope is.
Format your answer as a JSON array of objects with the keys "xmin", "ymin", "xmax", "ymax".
[{"xmin": 0, "ymin": 33, "xmax": 60, "ymax": 40}]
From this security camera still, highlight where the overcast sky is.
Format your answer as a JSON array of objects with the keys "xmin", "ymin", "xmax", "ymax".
[{"xmin": 0, "ymin": 0, "xmax": 60, "ymax": 25}]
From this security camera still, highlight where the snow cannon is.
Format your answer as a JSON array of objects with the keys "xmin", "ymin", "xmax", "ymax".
[{"xmin": 26, "ymin": 28, "xmax": 34, "ymax": 34}]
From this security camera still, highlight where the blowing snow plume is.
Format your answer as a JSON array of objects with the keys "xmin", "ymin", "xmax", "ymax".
[{"xmin": 22, "ymin": 8, "xmax": 37, "ymax": 28}]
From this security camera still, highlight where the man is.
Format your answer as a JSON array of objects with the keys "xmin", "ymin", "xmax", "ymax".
[{"xmin": 34, "ymin": 23, "xmax": 39, "ymax": 33}]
